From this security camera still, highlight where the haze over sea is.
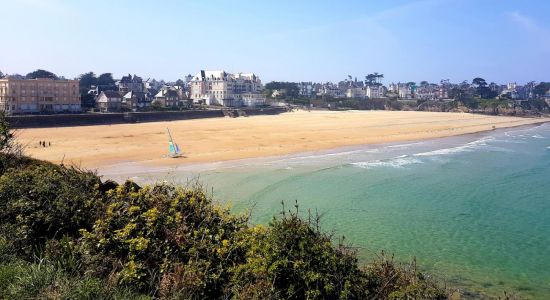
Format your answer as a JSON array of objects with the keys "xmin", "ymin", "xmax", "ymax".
[{"xmin": 119, "ymin": 123, "xmax": 550, "ymax": 298}]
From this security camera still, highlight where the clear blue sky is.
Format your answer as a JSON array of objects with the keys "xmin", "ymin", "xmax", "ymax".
[{"xmin": 0, "ymin": 0, "xmax": 548, "ymax": 84}]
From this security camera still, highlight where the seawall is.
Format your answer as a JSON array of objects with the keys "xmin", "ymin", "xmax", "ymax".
[{"xmin": 7, "ymin": 107, "xmax": 287, "ymax": 128}]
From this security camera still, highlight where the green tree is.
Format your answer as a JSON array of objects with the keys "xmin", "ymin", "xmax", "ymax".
[
  {"xmin": 25, "ymin": 69, "xmax": 58, "ymax": 80},
  {"xmin": 375, "ymin": 72, "xmax": 384, "ymax": 86},
  {"xmin": 78, "ymin": 72, "xmax": 97, "ymax": 92},
  {"xmin": 78, "ymin": 72, "xmax": 99, "ymax": 109},
  {"xmin": 365, "ymin": 73, "xmax": 383, "ymax": 86},
  {"xmin": 472, "ymin": 77, "xmax": 487, "ymax": 87},
  {"xmin": 97, "ymin": 73, "xmax": 116, "ymax": 87},
  {"xmin": 420, "ymin": 81, "xmax": 429, "ymax": 87},
  {"xmin": 0, "ymin": 70, "xmax": 4, "ymax": 79},
  {"xmin": 150, "ymin": 101, "xmax": 164, "ymax": 111},
  {"xmin": 534, "ymin": 82, "xmax": 550, "ymax": 98},
  {"xmin": 472, "ymin": 77, "xmax": 489, "ymax": 98},
  {"xmin": 264, "ymin": 82, "xmax": 299, "ymax": 98}
]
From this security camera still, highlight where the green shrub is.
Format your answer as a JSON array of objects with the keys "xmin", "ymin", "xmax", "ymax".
[
  {"xmin": 231, "ymin": 210, "xmax": 369, "ymax": 299},
  {"xmin": 0, "ymin": 111, "xmax": 13, "ymax": 153},
  {"xmin": 79, "ymin": 182, "xmax": 248, "ymax": 298},
  {"xmin": 364, "ymin": 252, "xmax": 447, "ymax": 299},
  {"xmin": 0, "ymin": 154, "xmax": 108, "ymax": 257}
]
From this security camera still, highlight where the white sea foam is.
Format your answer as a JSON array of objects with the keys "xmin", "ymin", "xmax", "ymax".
[
  {"xmin": 492, "ymin": 139, "xmax": 527, "ymax": 144},
  {"xmin": 282, "ymin": 149, "xmax": 373, "ymax": 162},
  {"xmin": 351, "ymin": 156, "xmax": 423, "ymax": 169},
  {"xmin": 504, "ymin": 124, "xmax": 545, "ymax": 137},
  {"xmin": 387, "ymin": 142, "xmax": 425, "ymax": 148},
  {"xmin": 413, "ymin": 146, "xmax": 472, "ymax": 157},
  {"xmin": 413, "ymin": 136, "xmax": 494, "ymax": 157},
  {"xmin": 531, "ymin": 134, "xmax": 545, "ymax": 139}
]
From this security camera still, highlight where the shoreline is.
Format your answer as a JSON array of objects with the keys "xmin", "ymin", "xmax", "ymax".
[
  {"xmin": 16, "ymin": 110, "xmax": 550, "ymax": 172},
  {"xmin": 98, "ymin": 121, "xmax": 548, "ymax": 179}
]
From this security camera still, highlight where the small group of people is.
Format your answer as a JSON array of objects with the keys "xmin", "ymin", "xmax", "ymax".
[{"xmin": 39, "ymin": 141, "xmax": 51, "ymax": 147}]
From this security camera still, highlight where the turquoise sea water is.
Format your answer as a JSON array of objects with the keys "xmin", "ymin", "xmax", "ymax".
[{"xmin": 110, "ymin": 123, "xmax": 550, "ymax": 298}]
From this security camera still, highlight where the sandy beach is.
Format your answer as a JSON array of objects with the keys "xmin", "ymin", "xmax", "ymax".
[{"xmin": 16, "ymin": 110, "xmax": 549, "ymax": 169}]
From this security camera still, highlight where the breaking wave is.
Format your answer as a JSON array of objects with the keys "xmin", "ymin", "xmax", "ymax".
[
  {"xmin": 351, "ymin": 155, "xmax": 423, "ymax": 169},
  {"xmin": 413, "ymin": 136, "xmax": 494, "ymax": 157}
]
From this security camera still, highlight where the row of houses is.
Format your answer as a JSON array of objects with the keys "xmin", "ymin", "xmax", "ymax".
[
  {"xmin": 95, "ymin": 70, "xmax": 266, "ymax": 112},
  {"xmin": 289, "ymin": 80, "xmax": 539, "ymax": 101},
  {"xmin": 0, "ymin": 69, "xmax": 266, "ymax": 115},
  {"xmin": 286, "ymin": 81, "xmax": 386, "ymax": 99},
  {"xmin": 95, "ymin": 86, "xmax": 188, "ymax": 112},
  {"xmin": 287, "ymin": 77, "xmax": 548, "ymax": 101},
  {"xmin": 1, "ymin": 71, "xmax": 548, "ymax": 114},
  {"xmin": 90, "ymin": 73, "xmax": 190, "ymax": 112}
]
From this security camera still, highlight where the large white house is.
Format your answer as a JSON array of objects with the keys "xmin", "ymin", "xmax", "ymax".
[
  {"xmin": 366, "ymin": 85, "xmax": 385, "ymax": 99},
  {"xmin": 346, "ymin": 87, "xmax": 366, "ymax": 99},
  {"xmin": 190, "ymin": 70, "xmax": 265, "ymax": 107}
]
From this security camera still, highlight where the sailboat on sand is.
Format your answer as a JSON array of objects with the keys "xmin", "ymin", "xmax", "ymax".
[{"xmin": 166, "ymin": 128, "xmax": 183, "ymax": 158}]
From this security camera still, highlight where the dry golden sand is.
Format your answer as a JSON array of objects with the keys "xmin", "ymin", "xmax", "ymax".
[{"xmin": 16, "ymin": 110, "xmax": 549, "ymax": 168}]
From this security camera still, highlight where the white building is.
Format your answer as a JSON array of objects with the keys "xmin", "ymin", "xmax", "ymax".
[
  {"xmin": 189, "ymin": 70, "xmax": 265, "ymax": 107},
  {"xmin": 387, "ymin": 83, "xmax": 398, "ymax": 94},
  {"xmin": 297, "ymin": 82, "xmax": 314, "ymax": 97},
  {"xmin": 398, "ymin": 84, "xmax": 412, "ymax": 99},
  {"xmin": 366, "ymin": 86, "xmax": 384, "ymax": 99},
  {"xmin": 415, "ymin": 87, "xmax": 436, "ymax": 100},
  {"xmin": 317, "ymin": 83, "xmax": 345, "ymax": 98},
  {"xmin": 346, "ymin": 87, "xmax": 366, "ymax": 99}
]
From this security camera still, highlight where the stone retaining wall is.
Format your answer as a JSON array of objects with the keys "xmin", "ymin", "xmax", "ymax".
[{"xmin": 7, "ymin": 108, "xmax": 286, "ymax": 128}]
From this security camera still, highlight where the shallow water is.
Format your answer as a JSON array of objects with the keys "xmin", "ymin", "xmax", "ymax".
[{"xmin": 109, "ymin": 123, "xmax": 550, "ymax": 299}]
